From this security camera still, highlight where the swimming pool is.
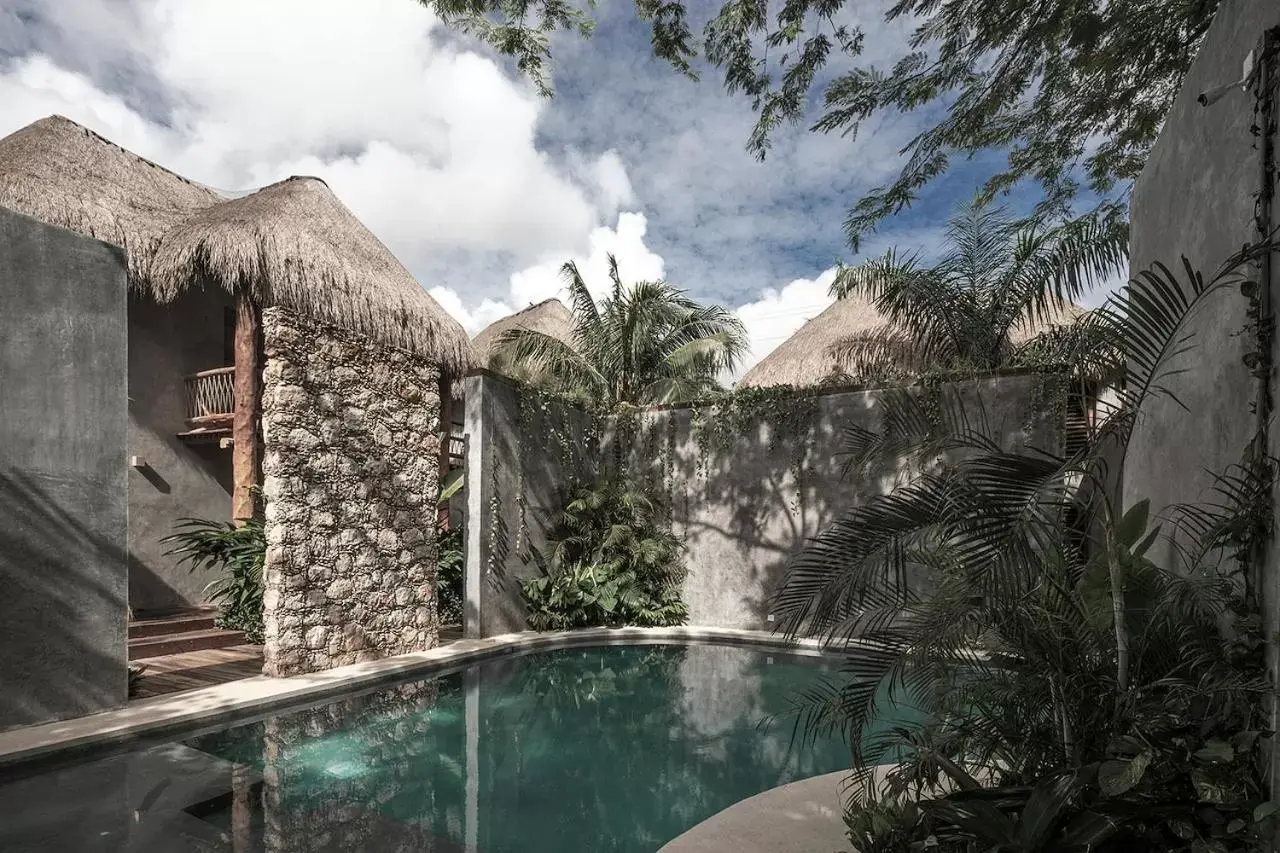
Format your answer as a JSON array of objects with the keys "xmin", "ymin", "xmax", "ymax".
[{"xmin": 0, "ymin": 643, "xmax": 911, "ymax": 852}]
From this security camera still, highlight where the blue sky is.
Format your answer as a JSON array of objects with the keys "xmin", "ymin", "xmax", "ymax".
[{"xmin": 0, "ymin": 0, "xmax": 1120, "ymax": 377}]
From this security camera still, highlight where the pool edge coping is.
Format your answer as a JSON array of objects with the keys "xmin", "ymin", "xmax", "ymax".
[{"xmin": 0, "ymin": 626, "xmax": 825, "ymax": 771}]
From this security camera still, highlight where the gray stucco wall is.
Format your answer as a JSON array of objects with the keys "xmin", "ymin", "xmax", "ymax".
[
  {"xmin": 1124, "ymin": 0, "xmax": 1280, "ymax": 569},
  {"xmin": 0, "ymin": 205, "xmax": 129, "ymax": 729},
  {"xmin": 626, "ymin": 374, "xmax": 1051, "ymax": 629},
  {"xmin": 464, "ymin": 372, "xmax": 597, "ymax": 637},
  {"xmin": 465, "ymin": 372, "xmax": 1054, "ymax": 635},
  {"xmin": 127, "ymin": 287, "xmax": 235, "ymax": 613}
]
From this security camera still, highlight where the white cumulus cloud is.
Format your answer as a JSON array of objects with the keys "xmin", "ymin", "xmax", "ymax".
[
  {"xmin": 731, "ymin": 269, "xmax": 838, "ymax": 382},
  {"xmin": 0, "ymin": 0, "xmax": 629, "ymax": 314}
]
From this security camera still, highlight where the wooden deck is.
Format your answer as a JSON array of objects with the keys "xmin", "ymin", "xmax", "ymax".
[
  {"xmin": 130, "ymin": 627, "xmax": 465, "ymax": 701},
  {"xmin": 131, "ymin": 644, "xmax": 265, "ymax": 699}
]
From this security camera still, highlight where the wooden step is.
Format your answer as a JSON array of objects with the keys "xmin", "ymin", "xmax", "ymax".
[
  {"xmin": 128, "ymin": 612, "xmax": 217, "ymax": 639},
  {"xmin": 129, "ymin": 628, "xmax": 247, "ymax": 661}
]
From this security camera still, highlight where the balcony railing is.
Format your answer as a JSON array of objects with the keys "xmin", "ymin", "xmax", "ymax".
[{"xmin": 185, "ymin": 367, "xmax": 235, "ymax": 427}]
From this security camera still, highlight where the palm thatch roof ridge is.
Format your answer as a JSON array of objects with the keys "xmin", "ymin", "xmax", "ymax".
[
  {"xmin": 738, "ymin": 295, "xmax": 1086, "ymax": 389},
  {"xmin": 739, "ymin": 293, "xmax": 889, "ymax": 388},
  {"xmin": 0, "ymin": 114, "xmax": 222, "ymax": 285},
  {"xmin": 150, "ymin": 176, "xmax": 472, "ymax": 375},
  {"xmin": 471, "ymin": 297, "xmax": 576, "ymax": 368}
]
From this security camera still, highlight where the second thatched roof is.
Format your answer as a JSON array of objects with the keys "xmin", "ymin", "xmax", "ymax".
[
  {"xmin": 471, "ymin": 298, "xmax": 576, "ymax": 372},
  {"xmin": 0, "ymin": 115, "xmax": 471, "ymax": 375},
  {"xmin": 150, "ymin": 176, "xmax": 470, "ymax": 374},
  {"xmin": 738, "ymin": 295, "xmax": 1087, "ymax": 388}
]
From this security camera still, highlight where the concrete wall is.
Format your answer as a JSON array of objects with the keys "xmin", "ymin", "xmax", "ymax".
[
  {"xmin": 626, "ymin": 374, "xmax": 1052, "ymax": 629},
  {"xmin": 1124, "ymin": 0, "xmax": 1280, "ymax": 569},
  {"xmin": 0, "ymin": 205, "xmax": 129, "ymax": 729},
  {"xmin": 463, "ymin": 371, "xmax": 597, "ymax": 637},
  {"xmin": 465, "ymin": 371, "xmax": 1054, "ymax": 635},
  {"xmin": 127, "ymin": 286, "xmax": 235, "ymax": 613},
  {"xmin": 261, "ymin": 309, "xmax": 441, "ymax": 676}
]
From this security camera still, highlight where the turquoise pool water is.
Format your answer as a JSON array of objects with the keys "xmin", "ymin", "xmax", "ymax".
[{"xmin": 0, "ymin": 643, "xmax": 914, "ymax": 852}]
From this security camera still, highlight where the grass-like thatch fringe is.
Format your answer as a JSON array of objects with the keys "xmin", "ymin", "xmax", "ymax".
[
  {"xmin": 0, "ymin": 115, "xmax": 473, "ymax": 376},
  {"xmin": 739, "ymin": 291, "xmax": 1085, "ymax": 389},
  {"xmin": 471, "ymin": 297, "xmax": 575, "ymax": 369}
]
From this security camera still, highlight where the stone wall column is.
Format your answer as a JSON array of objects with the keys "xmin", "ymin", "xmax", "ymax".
[{"xmin": 260, "ymin": 308, "xmax": 440, "ymax": 677}]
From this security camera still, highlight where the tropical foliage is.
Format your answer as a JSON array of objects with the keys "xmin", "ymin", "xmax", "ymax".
[
  {"xmin": 421, "ymin": 0, "xmax": 1215, "ymax": 244},
  {"xmin": 772, "ymin": 244, "xmax": 1276, "ymax": 851},
  {"xmin": 437, "ymin": 524, "xmax": 465, "ymax": 627},
  {"xmin": 437, "ymin": 469, "xmax": 466, "ymax": 627},
  {"xmin": 827, "ymin": 197, "xmax": 1125, "ymax": 383},
  {"xmin": 162, "ymin": 517, "xmax": 266, "ymax": 644},
  {"xmin": 522, "ymin": 477, "xmax": 688, "ymax": 629},
  {"xmin": 491, "ymin": 254, "xmax": 748, "ymax": 408}
]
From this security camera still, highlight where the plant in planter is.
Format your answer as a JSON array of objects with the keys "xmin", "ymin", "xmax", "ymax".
[
  {"xmin": 162, "ymin": 516, "xmax": 266, "ymax": 644},
  {"xmin": 521, "ymin": 477, "xmax": 688, "ymax": 629}
]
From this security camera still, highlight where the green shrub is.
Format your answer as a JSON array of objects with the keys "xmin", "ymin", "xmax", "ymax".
[
  {"xmin": 521, "ymin": 478, "xmax": 688, "ymax": 630},
  {"xmin": 162, "ymin": 517, "xmax": 265, "ymax": 644},
  {"xmin": 436, "ymin": 524, "xmax": 464, "ymax": 627}
]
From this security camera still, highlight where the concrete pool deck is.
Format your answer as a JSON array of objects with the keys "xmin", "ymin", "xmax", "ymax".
[
  {"xmin": 0, "ymin": 625, "xmax": 829, "ymax": 771},
  {"xmin": 659, "ymin": 770, "xmax": 850, "ymax": 853}
]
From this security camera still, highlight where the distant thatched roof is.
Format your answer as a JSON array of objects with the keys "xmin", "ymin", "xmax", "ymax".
[
  {"xmin": 739, "ymin": 293, "xmax": 888, "ymax": 388},
  {"xmin": 738, "ymin": 294, "xmax": 1087, "ymax": 389},
  {"xmin": 0, "ymin": 115, "xmax": 471, "ymax": 374},
  {"xmin": 151, "ymin": 176, "xmax": 471, "ymax": 375},
  {"xmin": 471, "ymin": 298, "xmax": 576, "ymax": 370},
  {"xmin": 0, "ymin": 115, "xmax": 222, "ymax": 284}
]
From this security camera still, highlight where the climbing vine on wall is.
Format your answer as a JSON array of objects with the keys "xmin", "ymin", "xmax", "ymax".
[
  {"xmin": 1022, "ymin": 371, "xmax": 1071, "ymax": 449},
  {"xmin": 688, "ymin": 385, "xmax": 820, "ymax": 515}
]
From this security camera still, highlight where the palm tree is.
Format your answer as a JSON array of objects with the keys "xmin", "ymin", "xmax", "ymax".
[
  {"xmin": 491, "ymin": 255, "xmax": 748, "ymax": 408},
  {"xmin": 828, "ymin": 197, "xmax": 1128, "ymax": 379},
  {"xmin": 771, "ymin": 245, "xmax": 1274, "ymax": 849}
]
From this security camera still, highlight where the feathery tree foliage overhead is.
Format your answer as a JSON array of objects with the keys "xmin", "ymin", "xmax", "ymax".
[
  {"xmin": 419, "ymin": 0, "xmax": 1218, "ymax": 246},
  {"xmin": 828, "ymin": 196, "xmax": 1127, "ymax": 380},
  {"xmin": 490, "ymin": 254, "xmax": 748, "ymax": 408}
]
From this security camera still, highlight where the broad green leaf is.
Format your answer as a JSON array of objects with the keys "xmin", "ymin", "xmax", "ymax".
[
  {"xmin": 1254, "ymin": 801, "xmax": 1278, "ymax": 822},
  {"xmin": 1098, "ymin": 751, "xmax": 1150, "ymax": 796},
  {"xmin": 1114, "ymin": 499, "xmax": 1150, "ymax": 549},
  {"xmin": 1194, "ymin": 740, "xmax": 1234, "ymax": 764},
  {"xmin": 1019, "ymin": 770, "xmax": 1087, "ymax": 846}
]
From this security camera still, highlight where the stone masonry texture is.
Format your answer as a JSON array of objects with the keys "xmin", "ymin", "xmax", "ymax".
[{"xmin": 260, "ymin": 307, "xmax": 441, "ymax": 676}]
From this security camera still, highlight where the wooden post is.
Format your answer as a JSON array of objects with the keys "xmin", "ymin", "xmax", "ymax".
[
  {"xmin": 438, "ymin": 374, "xmax": 453, "ymax": 530},
  {"xmin": 232, "ymin": 293, "xmax": 262, "ymax": 523}
]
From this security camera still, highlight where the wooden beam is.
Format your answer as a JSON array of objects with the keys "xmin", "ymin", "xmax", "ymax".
[
  {"xmin": 438, "ymin": 374, "xmax": 452, "ymax": 530},
  {"xmin": 231, "ymin": 294, "xmax": 262, "ymax": 523}
]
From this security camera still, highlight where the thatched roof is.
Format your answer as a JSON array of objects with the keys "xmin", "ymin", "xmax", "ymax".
[
  {"xmin": 0, "ymin": 115, "xmax": 222, "ymax": 284},
  {"xmin": 739, "ymin": 293, "xmax": 888, "ymax": 388},
  {"xmin": 0, "ymin": 115, "xmax": 471, "ymax": 374},
  {"xmin": 151, "ymin": 176, "xmax": 471, "ymax": 375},
  {"xmin": 738, "ymin": 294, "xmax": 1086, "ymax": 388},
  {"xmin": 471, "ymin": 298, "xmax": 576, "ymax": 369}
]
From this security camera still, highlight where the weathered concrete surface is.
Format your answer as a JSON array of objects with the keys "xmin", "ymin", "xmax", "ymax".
[
  {"xmin": 466, "ymin": 371, "xmax": 1054, "ymax": 634},
  {"xmin": 1124, "ymin": 0, "xmax": 1280, "ymax": 570},
  {"xmin": 127, "ymin": 286, "xmax": 235, "ymax": 613},
  {"xmin": 627, "ymin": 374, "xmax": 1049, "ymax": 629},
  {"xmin": 658, "ymin": 770, "xmax": 848, "ymax": 853},
  {"xmin": 0, "ymin": 205, "xmax": 129, "ymax": 729},
  {"xmin": 463, "ymin": 371, "xmax": 596, "ymax": 637}
]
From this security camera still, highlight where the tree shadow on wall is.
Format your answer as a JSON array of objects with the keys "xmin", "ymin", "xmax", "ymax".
[
  {"xmin": 664, "ymin": 380, "xmax": 1040, "ymax": 629},
  {"xmin": 663, "ymin": 396, "xmax": 881, "ymax": 629},
  {"xmin": 0, "ymin": 467, "xmax": 129, "ymax": 729}
]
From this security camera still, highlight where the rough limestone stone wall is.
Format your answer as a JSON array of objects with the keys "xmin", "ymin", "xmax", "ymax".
[{"xmin": 261, "ymin": 308, "xmax": 441, "ymax": 677}]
